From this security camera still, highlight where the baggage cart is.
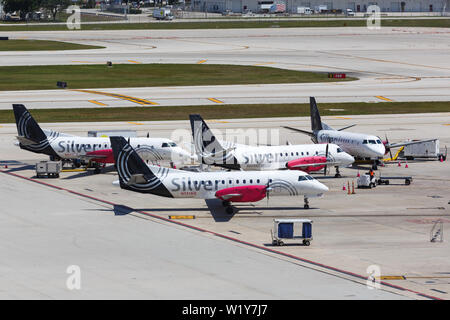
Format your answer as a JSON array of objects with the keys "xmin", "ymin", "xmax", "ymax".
[{"xmin": 271, "ymin": 219, "xmax": 313, "ymax": 246}]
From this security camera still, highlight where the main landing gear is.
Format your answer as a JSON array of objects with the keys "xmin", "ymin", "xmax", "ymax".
[
  {"xmin": 372, "ymin": 160, "xmax": 381, "ymax": 170},
  {"xmin": 222, "ymin": 200, "xmax": 234, "ymax": 214},
  {"xmin": 334, "ymin": 166, "xmax": 341, "ymax": 178},
  {"xmin": 304, "ymin": 196, "xmax": 310, "ymax": 209}
]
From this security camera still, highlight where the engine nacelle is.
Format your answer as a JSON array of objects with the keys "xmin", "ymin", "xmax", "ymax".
[
  {"xmin": 86, "ymin": 149, "xmax": 114, "ymax": 164},
  {"xmin": 286, "ymin": 156, "xmax": 327, "ymax": 172},
  {"xmin": 215, "ymin": 185, "xmax": 267, "ymax": 203}
]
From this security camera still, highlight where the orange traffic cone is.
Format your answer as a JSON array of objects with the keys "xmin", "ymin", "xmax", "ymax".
[
  {"xmin": 405, "ymin": 163, "xmax": 409, "ymax": 168},
  {"xmin": 398, "ymin": 161, "xmax": 402, "ymax": 167},
  {"xmin": 357, "ymin": 171, "xmax": 360, "ymax": 177},
  {"xmin": 347, "ymin": 181, "xmax": 351, "ymax": 195},
  {"xmin": 343, "ymin": 184, "xmax": 346, "ymax": 191},
  {"xmin": 352, "ymin": 181, "xmax": 356, "ymax": 194}
]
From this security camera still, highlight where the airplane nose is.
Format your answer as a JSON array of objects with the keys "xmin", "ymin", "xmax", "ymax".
[
  {"xmin": 316, "ymin": 181, "xmax": 329, "ymax": 193},
  {"xmin": 366, "ymin": 145, "xmax": 385, "ymax": 158},
  {"xmin": 343, "ymin": 153, "xmax": 355, "ymax": 165},
  {"xmin": 372, "ymin": 145, "xmax": 385, "ymax": 157}
]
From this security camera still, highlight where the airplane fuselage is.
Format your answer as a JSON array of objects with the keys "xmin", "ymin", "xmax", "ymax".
[
  {"xmin": 135, "ymin": 166, "xmax": 329, "ymax": 199},
  {"xmin": 316, "ymin": 130, "xmax": 385, "ymax": 159},
  {"xmin": 21, "ymin": 134, "xmax": 191, "ymax": 163},
  {"xmin": 213, "ymin": 141, "xmax": 354, "ymax": 170}
]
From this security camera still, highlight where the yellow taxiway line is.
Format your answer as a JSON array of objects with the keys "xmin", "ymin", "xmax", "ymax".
[
  {"xmin": 72, "ymin": 89, "xmax": 158, "ymax": 106},
  {"xmin": 375, "ymin": 96, "xmax": 394, "ymax": 102},
  {"xmin": 88, "ymin": 100, "xmax": 108, "ymax": 106},
  {"xmin": 208, "ymin": 98, "xmax": 224, "ymax": 104}
]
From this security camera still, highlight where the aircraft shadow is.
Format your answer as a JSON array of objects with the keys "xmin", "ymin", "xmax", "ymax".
[
  {"xmin": 205, "ymin": 199, "xmax": 235, "ymax": 222},
  {"xmin": 91, "ymin": 202, "xmax": 317, "ymax": 222},
  {"xmin": 263, "ymin": 242, "xmax": 309, "ymax": 247},
  {"xmin": 4, "ymin": 165, "xmax": 35, "ymax": 173}
]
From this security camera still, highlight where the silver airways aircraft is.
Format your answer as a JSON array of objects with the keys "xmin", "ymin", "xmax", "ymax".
[
  {"xmin": 283, "ymin": 97, "xmax": 434, "ymax": 169},
  {"xmin": 110, "ymin": 136, "xmax": 329, "ymax": 212},
  {"xmin": 13, "ymin": 104, "xmax": 191, "ymax": 172},
  {"xmin": 189, "ymin": 114, "xmax": 354, "ymax": 177}
]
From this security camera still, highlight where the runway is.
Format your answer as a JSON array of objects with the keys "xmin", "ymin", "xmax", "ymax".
[{"xmin": 0, "ymin": 27, "xmax": 449, "ymax": 108}]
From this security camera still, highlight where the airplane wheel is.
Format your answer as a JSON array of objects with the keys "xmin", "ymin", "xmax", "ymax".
[
  {"xmin": 225, "ymin": 206, "xmax": 234, "ymax": 214},
  {"xmin": 335, "ymin": 173, "xmax": 342, "ymax": 178},
  {"xmin": 304, "ymin": 204, "xmax": 310, "ymax": 209},
  {"xmin": 94, "ymin": 168, "xmax": 101, "ymax": 174},
  {"xmin": 303, "ymin": 240, "xmax": 310, "ymax": 246}
]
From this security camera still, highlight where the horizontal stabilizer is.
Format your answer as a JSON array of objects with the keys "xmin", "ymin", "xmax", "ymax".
[
  {"xmin": 282, "ymin": 126, "xmax": 314, "ymax": 137},
  {"xmin": 127, "ymin": 174, "xmax": 149, "ymax": 186},
  {"xmin": 16, "ymin": 135, "xmax": 39, "ymax": 146},
  {"xmin": 337, "ymin": 124, "xmax": 357, "ymax": 131}
]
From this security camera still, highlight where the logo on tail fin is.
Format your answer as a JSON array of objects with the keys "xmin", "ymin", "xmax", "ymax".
[
  {"xmin": 13, "ymin": 104, "xmax": 58, "ymax": 156},
  {"xmin": 310, "ymin": 97, "xmax": 323, "ymax": 132},
  {"xmin": 110, "ymin": 136, "xmax": 173, "ymax": 197},
  {"xmin": 189, "ymin": 114, "xmax": 240, "ymax": 170}
]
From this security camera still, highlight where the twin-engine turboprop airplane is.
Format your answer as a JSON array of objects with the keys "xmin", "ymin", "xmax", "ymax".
[
  {"xmin": 283, "ymin": 97, "xmax": 436, "ymax": 169},
  {"xmin": 110, "ymin": 136, "xmax": 329, "ymax": 212},
  {"xmin": 12, "ymin": 104, "xmax": 191, "ymax": 171},
  {"xmin": 189, "ymin": 114, "xmax": 354, "ymax": 177}
]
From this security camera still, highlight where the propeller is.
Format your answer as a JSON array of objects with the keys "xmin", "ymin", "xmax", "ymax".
[
  {"xmin": 385, "ymin": 134, "xmax": 393, "ymax": 159},
  {"xmin": 266, "ymin": 180, "xmax": 272, "ymax": 206},
  {"xmin": 324, "ymin": 143, "xmax": 329, "ymax": 176}
]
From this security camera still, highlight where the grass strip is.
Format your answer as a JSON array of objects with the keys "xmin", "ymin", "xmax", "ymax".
[{"xmin": 1, "ymin": 101, "xmax": 449, "ymax": 123}]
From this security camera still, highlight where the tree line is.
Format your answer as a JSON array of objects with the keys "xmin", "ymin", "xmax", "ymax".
[{"xmin": 2, "ymin": 0, "xmax": 76, "ymax": 21}]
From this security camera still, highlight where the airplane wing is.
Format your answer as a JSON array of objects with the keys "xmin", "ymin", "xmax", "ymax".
[
  {"xmin": 80, "ymin": 154, "xmax": 108, "ymax": 159},
  {"xmin": 386, "ymin": 139, "xmax": 437, "ymax": 149},
  {"xmin": 288, "ymin": 160, "xmax": 340, "ymax": 168},
  {"xmin": 217, "ymin": 193, "xmax": 242, "ymax": 200},
  {"xmin": 282, "ymin": 126, "xmax": 314, "ymax": 137}
]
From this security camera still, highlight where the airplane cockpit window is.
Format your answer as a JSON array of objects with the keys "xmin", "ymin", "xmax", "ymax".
[
  {"xmin": 305, "ymin": 175, "xmax": 314, "ymax": 180},
  {"xmin": 337, "ymin": 148, "xmax": 344, "ymax": 153},
  {"xmin": 162, "ymin": 143, "xmax": 169, "ymax": 147},
  {"xmin": 376, "ymin": 140, "xmax": 382, "ymax": 144},
  {"xmin": 362, "ymin": 140, "xmax": 368, "ymax": 144},
  {"xmin": 369, "ymin": 140, "xmax": 376, "ymax": 144},
  {"xmin": 169, "ymin": 142, "xmax": 177, "ymax": 147},
  {"xmin": 298, "ymin": 176, "xmax": 307, "ymax": 181}
]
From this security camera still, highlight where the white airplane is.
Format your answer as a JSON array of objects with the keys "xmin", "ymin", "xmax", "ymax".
[
  {"xmin": 283, "ymin": 97, "xmax": 435, "ymax": 169},
  {"xmin": 110, "ymin": 136, "xmax": 329, "ymax": 212},
  {"xmin": 12, "ymin": 104, "xmax": 191, "ymax": 172},
  {"xmin": 189, "ymin": 114, "xmax": 354, "ymax": 177}
]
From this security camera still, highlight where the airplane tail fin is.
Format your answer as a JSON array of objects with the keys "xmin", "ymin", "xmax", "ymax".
[
  {"xmin": 12, "ymin": 104, "xmax": 58, "ymax": 157},
  {"xmin": 310, "ymin": 97, "xmax": 324, "ymax": 132},
  {"xmin": 189, "ymin": 114, "xmax": 241, "ymax": 170},
  {"xmin": 110, "ymin": 136, "xmax": 173, "ymax": 197}
]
